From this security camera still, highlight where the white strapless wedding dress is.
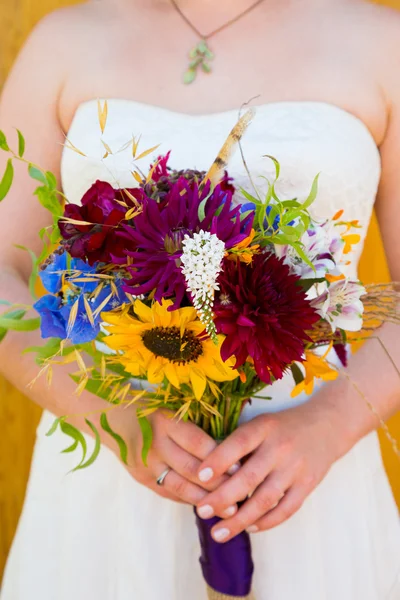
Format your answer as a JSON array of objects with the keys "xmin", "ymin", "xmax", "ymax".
[{"xmin": 2, "ymin": 100, "xmax": 400, "ymax": 600}]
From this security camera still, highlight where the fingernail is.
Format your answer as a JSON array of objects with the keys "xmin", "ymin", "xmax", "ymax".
[
  {"xmin": 199, "ymin": 467, "xmax": 214, "ymax": 482},
  {"xmin": 213, "ymin": 528, "xmax": 230, "ymax": 542},
  {"xmin": 227, "ymin": 463, "xmax": 240, "ymax": 475},
  {"xmin": 246, "ymin": 525, "xmax": 259, "ymax": 533},
  {"xmin": 197, "ymin": 505, "xmax": 214, "ymax": 519},
  {"xmin": 223, "ymin": 505, "xmax": 237, "ymax": 518}
]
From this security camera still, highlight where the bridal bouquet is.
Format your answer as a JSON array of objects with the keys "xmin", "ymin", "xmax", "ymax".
[{"xmin": 1, "ymin": 105, "xmax": 399, "ymax": 600}]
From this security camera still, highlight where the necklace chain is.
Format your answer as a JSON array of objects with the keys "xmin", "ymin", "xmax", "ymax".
[
  {"xmin": 170, "ymin": 0, "xmax": 266, "ymax": 41},
  {"xmin": 170, "ymin": 0, "xmax": 266, "ymax": 84}
]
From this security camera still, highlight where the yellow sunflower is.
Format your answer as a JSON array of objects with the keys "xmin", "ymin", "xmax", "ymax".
[{"xmin": 102, "ymin": 299, "xmax": 238, "ymax": 400}]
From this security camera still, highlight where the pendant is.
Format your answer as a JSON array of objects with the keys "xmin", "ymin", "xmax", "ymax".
[{"xmin": 183, "ymin": 39, "xmax": 215, "ymax": 84}]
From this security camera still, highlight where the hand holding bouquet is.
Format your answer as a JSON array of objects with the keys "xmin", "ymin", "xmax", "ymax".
[{"xmin": 0, "ymin": 104, "xmax": 399, "ymax": 599}]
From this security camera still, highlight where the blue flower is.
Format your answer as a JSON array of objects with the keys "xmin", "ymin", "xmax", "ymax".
[
  {"xmin": 33, "ymin": 294, "xmax": 68, "ymax": 340},
  {"xmin": 40, "ymin": 253, "xmax": 98, "ymax": 295},
  {"xmin": 34, "ymin": 251, "xmax": 126, "ymax": 344},
  {"xmin": 241, "ymin": 202, "xmax": 294, "ymax": 233}
]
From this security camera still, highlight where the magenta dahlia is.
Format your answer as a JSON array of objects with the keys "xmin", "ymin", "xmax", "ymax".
[
  {"xmin": 142, "ymin": 152, "xmax": 235, "ymax": 203},
  {"xmin": 214, "ymin": 253, "xmax": 319, "ymax": 384},
  {"xmin": 121, "ymin": 177, "xmax": 253, "ymax": 308}
]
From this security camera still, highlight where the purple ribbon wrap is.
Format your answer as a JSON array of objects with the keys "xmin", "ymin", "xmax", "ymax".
[{"xmin": 195, "ymin": 510, "xmax": 254, "ymax": 596}]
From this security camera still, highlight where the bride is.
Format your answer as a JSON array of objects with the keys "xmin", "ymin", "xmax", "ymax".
[{"xmin": 1, "ymin": 0, "xmax": 400, "ymax": 598}]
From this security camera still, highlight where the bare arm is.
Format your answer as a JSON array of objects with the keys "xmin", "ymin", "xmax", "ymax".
[
  {"xmin": 194, "ymin": 40, "xmax": 400, "ymax": 541},
  {"xmin": 0, "ymin": 14, "xmax": 231, "ymax": 510}
]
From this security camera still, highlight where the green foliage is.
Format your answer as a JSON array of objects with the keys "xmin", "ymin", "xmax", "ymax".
[
  {"xmin": 46, "ymin": 416, "xmax": 102, "ymax": 472},
  {"xmin": 0, "ymin": 131, "xmax": 10, "ymax": 152},
  {"xmin": 23, "ymin": 337, "xmax": 70, "ymax": 365},
  {"xmin": 80, "ymin": 419, "xmax": 101, "ymax": 469},
  {"xmin": 0, "ymin": 315, "xmax": 40, "ymax": 331},
  {"xmin": 0, "ymin": 308, "xmax": 26, "ymax": 342},
  {"xmin": 241, "ymin": 157, "xmax": 320, "ymax": 270},
  {"xmin": 290, "ymin": 363, "xmax": 305, "ymax": 386},
  {"xmin": 16, "ymin": 129, "xmax": 25, "ymax": 158},
  {"xmin": 28, "ymin": 165, "xmax": 48, "ymax": 185},
  {"xmin": 0, "ymin": 159, "xmax": 14, "ymax": 202},
  {"xmin": 70, "ymin": 372, "xmax": 119, "ymax": 403},
  {"xmin": 28, "ymin": 164, "xmax": 62, "ymax": 245},
  {"xmin": 137, "ymin": 413, "xmax": 153, "ymax": 467},
  {"xmin": 15, "ymin": 245, "xmax": 39, "ymax": 300},
  {"xmin": 100, "ymin": 412, "xmax": 128, "ymax": 465}
]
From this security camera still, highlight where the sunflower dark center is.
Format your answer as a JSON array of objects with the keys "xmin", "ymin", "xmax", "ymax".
[{"xmin": 142, "ymin": 326, "xmax": 203, "ymax": 363}]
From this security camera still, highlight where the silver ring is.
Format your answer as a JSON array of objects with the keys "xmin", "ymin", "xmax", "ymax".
[{"xmin": 156, "ymin": 468, "xmax": 171, "ymax": 486}]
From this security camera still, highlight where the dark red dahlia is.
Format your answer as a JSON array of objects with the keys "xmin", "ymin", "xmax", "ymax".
[
  {"xmin": 121, "ymin": 177, "xmax": 253, "ymax": 308},
  {"xmin": 59, "ymin": 181, "xmax": 144, "ymax": 265},
  {"xmin": 214, "ymin": 253, "xmax": 319, "ymax": 384}
]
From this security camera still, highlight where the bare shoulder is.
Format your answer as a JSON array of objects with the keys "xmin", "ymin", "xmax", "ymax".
[
  {"xmin": 343, "ymin": 1, "xmax": 400, "ymax": 57},
  {"xmin": 338, "ymin": 1, "xmax": 400, "ymax": 104},
  {"xmin": 15, "ymin": 2, "xmax": 108, "ymax": 79}
]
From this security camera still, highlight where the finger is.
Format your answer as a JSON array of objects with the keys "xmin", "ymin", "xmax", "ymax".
[
  {"xmin": 196, "ymin": 448, "xmax": 276, "ymax": 518},
  {"xmin": 249, "ymin": 485, "xmax": 306, "ymax": 532},
  {"xmin": 163, "ymin": 438, "xmax": 231, "ymax": 492},
  {"xmin": 145, "ymin": 479, "xmax": 185, "ymax": 504},
  {"xmin": 167, "ymin": 418, "xmax": 217, "ymax": 460},
  {"xmin": 154, "ymin": 462, "xmax": 209, "ymax": 506},
  {"xmin": 197, "ymin": 416, "xmax": 269, "ymax": 483},
  {"xmin": 130, "ymin": 469, "xmax": 183, "ymax": 504},
  {"xmin": 209, "ymin": 472, "xmax": 289, "ymax": 542}
]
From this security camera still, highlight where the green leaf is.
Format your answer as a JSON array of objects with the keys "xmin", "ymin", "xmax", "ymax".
[
  {"xmin": 23, "ymin": 338, "xmax": 66, "ymax": 365},
  {"xmin": 75, "ymin": 419, "xmax": 101, "ymax": 470},
  {"xmin": 100, "ymin": 412, "xmax": 128, "ymax": 465},
  {"xmin": 197, "ymin": 195, "xmax": 209, "ymax": 221},
  {"xmin": 0, "ymin": 316, "xmax": 40, "ymax": 331},
  {"xmin": 104, "ymin": 362, "xmax": 132, "ymax": 379},
  {"xmin": 298, "ymin": 277, "xmax": 326, "ymax": 292},
  {"xmin": 69, "ymin": 373, "xmax": 117, "ymax": 402},
  {"xmin": 290, "ymin": 363, "xmax": 305, "ymax": 386},
  {"xmin": 292, "ymin": 242, "xmax": 315, "ymax": 272},
  {"xmin": 14, "ymin": 245, "xmax": 38, "ymax": 300},
  {"xmin": 240, "ymin": 188, "xmax": 260, "ymax": 205},
  {"xmin": 280, "ymin": 225, "xmax": 301, "ymax": 241},
  {"xmin": 46, "ymin": 416, "xmax": 64, "ymax": 437},
  {"xmin": 183, "ymin": 69, "xmax": 196, "ymax": 85},
  {"xmin": 59, "ymin": 421, "xmax": 87, "ymax": 469},
  {"xmin": 263, "ymin": 154, "xmax": 281, "ymax": 181},
  {"xmin": 46, "ymin": 171, "xmax": 57, "ymax": 190},
  {"xmin": 28, "ymin": 165, "xmax": 47, "ymax": 185},
  {"xmin": 61, "ymin": 439, "xmax": 79, "ymax": 454},
  {"xmin": 34, "ymin": 186, "xmax": 62, "ymax": 217},
  {"xmin": 0, "ymin": 159, "xmax": 14, "ymax": 201},
  {"xmin": 16, "ymin": 129, "xmax": 25, "ymax": 157},
  {"xmin": 0, "ymin": 131, "xmax": 9, "ymax": 152},
  {"xmin": 302, "ymin": 173, "xmax": 320, "ymax": 209},
  {"xmin": 50, "ymin": 223, "xmax": 61, "ymax": 244},
  {"xmin": 137, "ymin": 413, "xmax": 153, "ymax": 467},
  {"xmin": 0, "ymin": 309, "xmax": 26, "ymax": 342}
]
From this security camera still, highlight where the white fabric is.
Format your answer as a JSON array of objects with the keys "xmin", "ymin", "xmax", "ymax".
[{"xmin": 2, "ymin": 99, "xmax": 400, "ymax": 599}]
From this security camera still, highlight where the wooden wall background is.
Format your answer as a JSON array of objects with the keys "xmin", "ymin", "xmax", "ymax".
[{"xmin": 0, "ymin": 0, "xmax": 399, "ymax": 583}]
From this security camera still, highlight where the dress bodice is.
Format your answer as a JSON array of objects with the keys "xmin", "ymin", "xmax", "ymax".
[{"xmin": 61, "ymin": 99, "xmax": 381, "ymax": 277}]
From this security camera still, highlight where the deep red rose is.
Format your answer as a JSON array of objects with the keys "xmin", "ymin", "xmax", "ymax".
[{"xmin": 59, "ymin": 181, "xmax": 144, "ymax": 265}]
